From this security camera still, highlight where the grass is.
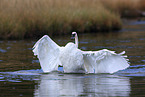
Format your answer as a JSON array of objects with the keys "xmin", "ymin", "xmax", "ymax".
[
  {"xmin": 101, "ymin": 0, "xmax": 145, "ymax": 18},
  {"xmin": 0, "ymin": 0, "xmax": 145, "ymax": 39}
]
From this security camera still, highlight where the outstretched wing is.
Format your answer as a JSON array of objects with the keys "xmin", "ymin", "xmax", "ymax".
[
  {"xmin": 82, "ymin": 49, "xmax": 130, "ymax": 74},
  {"xmin": 32, "ymin": 35, "xmax": 61, "ymax": 72}
]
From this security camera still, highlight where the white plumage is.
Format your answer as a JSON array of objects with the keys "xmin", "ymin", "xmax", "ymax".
[{"xmin": 33, "ymin": 32, "xmax": 129, "ymax": 73}]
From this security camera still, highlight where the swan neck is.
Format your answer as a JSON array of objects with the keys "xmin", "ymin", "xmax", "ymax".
[{"xmin": 75, "ymin": 34, "xmax": 78, "ymax": 48}]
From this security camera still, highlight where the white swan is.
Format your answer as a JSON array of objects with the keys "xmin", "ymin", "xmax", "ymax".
[{"xmin": 32, "ymin": 32, "xmax": 129, "ymax": 73}]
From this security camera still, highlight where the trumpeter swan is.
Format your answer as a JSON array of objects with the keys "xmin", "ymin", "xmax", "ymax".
[{"xmin": 33, "ymin": 32, "xmax": 129, "ymax": 73}]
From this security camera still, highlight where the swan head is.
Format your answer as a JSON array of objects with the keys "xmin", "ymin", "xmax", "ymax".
[{"xmin": 71, "ymin": 32, "xmax": 77, "ymax": 39}]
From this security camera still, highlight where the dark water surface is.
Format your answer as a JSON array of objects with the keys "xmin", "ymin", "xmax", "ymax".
[{"xmin": 0, "ymin": 20, "xmax": 145, "ymax": 97}]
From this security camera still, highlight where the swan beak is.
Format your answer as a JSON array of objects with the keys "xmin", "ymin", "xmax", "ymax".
[
  {"xmin": 71, "ymin": 34, "xmax": 75, "ymax": 39},
  {"xmin": 71, "ymin": 37, "xmax": 75, "ymax": 39}
]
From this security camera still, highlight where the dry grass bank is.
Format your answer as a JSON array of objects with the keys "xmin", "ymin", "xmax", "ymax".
[
  {"xmin": 0, "ymin": 0, "xmax": 121, "ymax": 39},
  {"xmin": 0, "ymin": 0, "xmax": 145, "ymax": 39}
]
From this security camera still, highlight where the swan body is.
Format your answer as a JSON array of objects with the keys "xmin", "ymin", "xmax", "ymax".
[
  {"xmin": 59, "ymin": 43, "xmax": 85, "ymax": 73},
  {"xmin": 33, "ymin": 32, "xmax": 129, "ymax": 73}
]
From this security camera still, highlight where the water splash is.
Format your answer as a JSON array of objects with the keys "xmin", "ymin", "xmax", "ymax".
[{"xmin": 0, "ymin": 64, "xmax": 145, "ymax": 83}]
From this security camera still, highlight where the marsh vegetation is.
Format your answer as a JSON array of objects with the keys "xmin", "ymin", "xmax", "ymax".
[{"xmin": 0, "ymin": 0, "xmax": 145, "ymax": 39}]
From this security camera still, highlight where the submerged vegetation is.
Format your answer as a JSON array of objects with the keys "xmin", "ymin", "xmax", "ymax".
[{"xmin": 0, "ymin": 0, "xmax": 145, "ymax": 39}]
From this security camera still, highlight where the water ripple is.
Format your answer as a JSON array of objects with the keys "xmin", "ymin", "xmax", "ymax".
[
  {"xmin": 0, "ymin": 64, "xmax": 144, "ymax": 83},
  {"xmin": 129, "ymin": 21, "xmax": 145, "ymax": 25},
  {"xmin": 0, "ymin": 48, "xmax": 7, "ymax": 53},
  {"xmin": 116, "ymin": 65, "xmax": 145, "ymax": 77},
  {"xmin": 0, "ymin": 69, "xmax": 42, "ymax": 82}
]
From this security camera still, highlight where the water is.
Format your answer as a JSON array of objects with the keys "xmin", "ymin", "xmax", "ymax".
[{"xmin": 0, "ymin": 19, "xmax": 145, "ymax": 96}]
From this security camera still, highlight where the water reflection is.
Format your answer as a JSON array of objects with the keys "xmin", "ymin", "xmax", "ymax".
[{"xmin": 34, "ymin": 73, "xmax": 130, "ymax": 97}]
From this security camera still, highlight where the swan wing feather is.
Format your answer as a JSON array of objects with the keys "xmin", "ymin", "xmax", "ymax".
[
  {"xmin": 82, "ymin": 49, "xmax": 130, "ymax": 73},
  {"xmin": 33, "ymin": 35, "xmax": 60, "ymax": 72}
]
